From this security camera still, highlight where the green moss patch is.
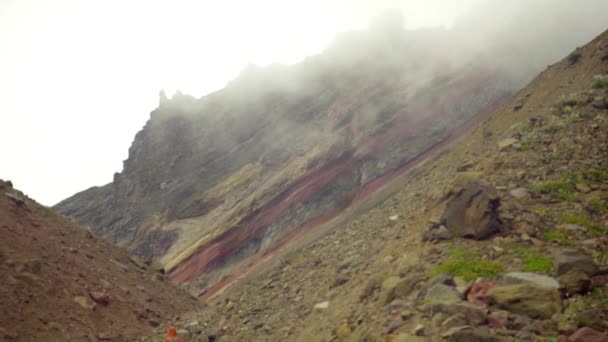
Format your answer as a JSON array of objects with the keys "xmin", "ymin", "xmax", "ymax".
[{"xmin": 431, "ymin": 248, "xmax": 503, "ymax": 281}]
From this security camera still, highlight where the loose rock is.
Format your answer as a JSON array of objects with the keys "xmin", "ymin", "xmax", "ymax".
[
  {"xmin": 440, "ymin": 180, "xmax": 502, "ymax": 240},
  {"xmin": 486, "ymin": 283, "xmax": 562, "ymax": 319}
]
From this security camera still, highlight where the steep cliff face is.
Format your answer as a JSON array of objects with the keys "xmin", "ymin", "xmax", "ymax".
[{"xmin": 54, "ymin": 15, "xmax": 602, "ymax": 296}]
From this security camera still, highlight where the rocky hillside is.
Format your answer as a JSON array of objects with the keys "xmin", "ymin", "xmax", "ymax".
[
  {"xmin": 54, "ymin": 7, "xmax": 608, "ymax": 300},
  {"xmin": 0, "ymin": 180, "xmax": 199, "ymax": 341},
  {"xmin": 141, "ymin": 29, "xmax": 608, "ymax": 341}
]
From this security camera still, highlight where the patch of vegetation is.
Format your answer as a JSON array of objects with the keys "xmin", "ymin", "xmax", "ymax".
[
  {"xmin": 589, "ymin": 248, "xmax": 608, "ymax": 266},
  {"xmin": 562, "ymin": 171, "xmax": 590, "ymax": 185},
  {"xmin": 431, "ymin": 248, "xmax": 504, "ymax": 281},
  {"xmin": 562, "ymin": 213, "xmax": 604, "ymax": 235},
  {"xmin": 564, "ymin": 298, "xmax": 588, "ymax": 320},
  {"xmin": 560, "ymin": 92, "xmax": 588, "ymax": 107},
  {"xmin": 565, "ymin": 113, "xmax": 584, "ymax": 124},
  {"xmin": 590, "ymin": 288, "xmax": 608, "ymax": 305},
  {"xmin": 520, "ymin": 121, "xmax": 533, "ymax": 132},
  {"xmin": 540, "ymin": 118, "xmax": 567, "ymax": 134},
  {"xmin": 588, "ymin": 198, "xmax": 608, "ymax": 214},
  {"xmin": 592, "ymin": 74, "xmax": 608, "ymax": 89},
  {"xmin": 534, "ymin": 206, "xmax": 548, "ymax": 215},
  {"xmin": 522, "ymin": 255, "xmax": 553, "ymax": 273},
  {"xmin": 509, "ymin": 246, "xmax": 554, "ymax": 272},
  {"xmin": 543, "ymin": 231, "xmax": 575, "ymax": 246},
  {"xmin": 519, "ymin": 135, "xmax": 534, "ymax": 151},
  {"xmin": 588, "ymin": 169, "xmax": 608, "ymax": 182},
  {"xmin": 511, "ymin": 246, "xmax": 531, "ymax": 256},
  {"xmin": 530, "ymin": 181, "xmax": 576, "ymax": 201}
]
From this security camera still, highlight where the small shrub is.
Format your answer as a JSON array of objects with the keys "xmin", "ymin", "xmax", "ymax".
[
  {"xmin": 431, "ymin": 248, "xmax": 503, "ymax": 281},
  {"xmin": 592, "ymin": 75, "xmax": 608, "ymax": 89}
]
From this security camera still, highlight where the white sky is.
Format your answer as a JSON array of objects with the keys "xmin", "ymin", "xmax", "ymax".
[{"xmin": 0, "ymin": 0, "xmax": 479, "ymax": 205}]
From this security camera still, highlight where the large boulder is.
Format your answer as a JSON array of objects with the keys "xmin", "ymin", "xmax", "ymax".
[
  {"xmin": 554, "ymin": 249, "xmax": 598, "ymax": 276},
  {"xmin": 486, "ymin": 283, "xmax": 562, "ymax": 319},
  {"xmin": 440, "ymin": 181, "xmax": 502, "ymax": 240}
]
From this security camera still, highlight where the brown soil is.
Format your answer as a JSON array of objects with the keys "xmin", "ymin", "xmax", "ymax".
[{"xmin": 0, "ymin": 182, "xmax": 200, "ymax": 341}]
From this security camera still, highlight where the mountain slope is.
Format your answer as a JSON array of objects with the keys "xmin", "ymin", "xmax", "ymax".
[
  {"xmin": 0, "ymin": 181, "xmax": 199, "ymax": 341},
  {"xmin": 146, "ymin": 29, "xmax": 608, "ymax": 341},
  {"xmin": 53, "ymin": 6, "xmax": 608, "ymax": 299},
  {"xmin": 54, "ymin": 21, "xmax": 515, "ymax": 295}
]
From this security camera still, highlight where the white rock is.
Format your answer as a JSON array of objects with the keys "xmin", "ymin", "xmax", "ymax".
[{"xmin": 313, "ymin": 301, "xmax": 329, "ymax": 310}]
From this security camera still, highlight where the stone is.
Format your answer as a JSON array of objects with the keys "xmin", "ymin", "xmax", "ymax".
[
  {"xmin": 422, "ymin": 225, "xmax": 451, "ymax": 242},
  {"xmin": 562, "ymin": 224, "xmax": 587, "ymax": 233},
  {"xmin": 380, "ymin": 275, "xmax": 423, "ymax": 305},
  {"xmin": 502, "ymin": 272, "xmax": 560, "ymax": 289},
  {"xmin": 424, "ymin": 283, "xmax": 461, "ymax": 305},
  {"xmin": 441, "ymin": 314, "xmax": 468, "ymax": 330},
  {"xmin": 486, "ymin": 283, "xmax": 562, "ymax": 319},
  {"xmin": 314, "ymin": 301, "xmax": 329, "ymax": 310},
  {"xmin": 498, "ymin": 138, "xmax": 519, "ymax": 150},
  {"xmin": 509, "ymin": 188, "xmax": 531, "ymax": 199},
  {"xmin": 176, "ymin": 329, "xmax": 190, "ymax": 339},
  {"xmin": 13, "ymin": 272, "xmax": 39, "ymax": 284},
  {"xmin": 431, "ymin": 313, "xmax": 449, "ymax": 328},
  {"xmin": 467, "ymin": 279, "xmax": 497, "ymax": 305},
  {"xmin": 559, "ymin": 270, "xmax": 591, "ymax": 296},
  {"xmin": 89, "ymin": 290, "xmax": 110, "ymax": 305},
  {"xmin": 426, "ymin": 302, "xmax": 487, "ymax": 325},
  {"xmin": 413, "ymin": 324, "xmax": 425, "ymax": 336},
  {"xmin": 580, "ymin": 239, "xmax": 600, "ymax": 248},
  {"xmin": 331, "ymin": 274, "xmax": 350, "ymax": 288},
  {"xmin": 441, "ymin": 326, "xmax": 501, "ymax": 342},
  {"xmin": 396, "ymin": 334, "xmax": 425, "ymax": 342},
  {"xmin": 487, "ymin": 310, "xmax": 509, "ymax": 329},
  {"xmin": 522, "ymin": 319, "xmax": 559, "ymax": 336},
  {"xmin": 453, "ymin": 277, "xmax": 470, "ymax": 298},
  {"xmin": 73, "ymin": 296, "xmax": 96, "ymax": 310},
  {"xmin": 426, "ymin": 274, "xmax": 455, "ymax": 288},
  {"xmin": 554, "ymin": 249, "xmax": 598, "ymax": 276},
  {"xmin": 441, "ymin": 181, "xmax": 501, "ymax": 240},
  {"xmin": 335, "ymin": 323, "xmax": 351, "ymax": 340},
  {"xmin": 26, "ymin": 259, "xmax": 42, "ymax": 274},
  {"xmin": 562, "ymin": 327, "xmax": 607, "ymax": 342},
  {"xmin": 575, "ymin": 183, "xmax": 591, "ymax": 194},
  {"xmin": 136, "ymin": 285, "xmax": 153, "ymax": 302}
]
